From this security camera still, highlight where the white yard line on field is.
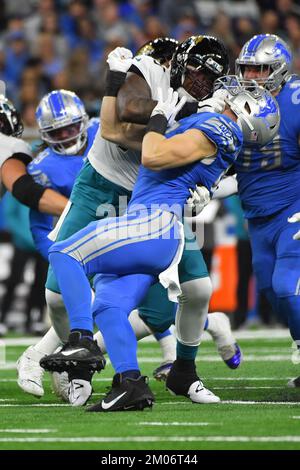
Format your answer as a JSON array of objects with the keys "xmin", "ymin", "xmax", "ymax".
[
  {"xmin": 2, "ymin": 328, "xmax": 290, "ymax": 347},
  {"xmin": 160, "ymin": 400, "xmax": 300, "ymax": 405},
  {"xmin": 0, "ymin": 429, "xmax": 57, "ymax": 433},
  {"xmin": 0, "ymin": 435, "xmax": 299, "ymax": 443},
  {"xmin": 138, "ymin": 422, "xmax": 219, "ymax": 426}
]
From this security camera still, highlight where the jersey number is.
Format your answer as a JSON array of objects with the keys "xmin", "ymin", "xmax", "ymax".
[{"xmin": 241, "ymin": 134, "xmax": 282, "ymax": 170}]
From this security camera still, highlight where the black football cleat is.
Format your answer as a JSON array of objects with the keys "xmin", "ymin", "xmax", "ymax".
[
  {"xmin": 86, "ymin": 373, "xmax": 155, "ymax": 412},
  {"xmin": 40, "ymin": 331, "xmax": 106, "ymax": 373},
  {"xmin": 166, "ymin": 361, "xmax": 220, "ymax": 404}
]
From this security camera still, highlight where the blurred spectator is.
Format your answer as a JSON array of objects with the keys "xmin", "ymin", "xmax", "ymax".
[
  {"xmin": 95, "ymin": 0, "xmax": 133, "ymax": 46},
  {"xmin": 261, "ymin": 10, "xmax": 281, "ymax": 35},
  {"xmin": 171, "ymin": 8, "xmax": 201, "ymax": 41},
  {"xmin": 24, "ymin": 0, "xmax": 57, "ymax": 44},
  {"xmin": 210, "ymin": 11, "xmax": 239, "ymax": 70},
  {"xmin": 35, "ymin": 32, "xmax": 65, "ymax": 81},
  {"xmin": 285, "ymin": 13, "xmax": 300, "ymax": 73},
  {"xmin": 4, "ymin": 31, "xmax": 29, "ymax": 88},
  {"xmin": 4, "ymin": 0, "xmax": 36, "ymax": 18}
]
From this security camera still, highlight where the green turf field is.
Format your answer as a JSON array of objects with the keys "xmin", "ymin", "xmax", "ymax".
[{"xmin": 0, "ymin": 333, "xmax": 300, "ymax": 451}]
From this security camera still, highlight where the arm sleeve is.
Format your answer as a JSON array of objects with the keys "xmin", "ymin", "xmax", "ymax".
[{"xmin": 29, "ymin": 209, "xmax": 54, "ymax": 260}]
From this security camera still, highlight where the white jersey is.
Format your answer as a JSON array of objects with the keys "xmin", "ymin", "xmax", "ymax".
[
  {"xmin": 88, "ymin": 126, "xmax": 140, "ymax": 191},
  {"xmin": 131, "ymin": 55, "xmax": 170, "ymax": 100},
  {"xmin": 88, "ymin": 55, "xmax": 170, "ymax": 191},
  {"xmin": 0, "ymin": 133, "xmax": 32, "ymax": 168}
]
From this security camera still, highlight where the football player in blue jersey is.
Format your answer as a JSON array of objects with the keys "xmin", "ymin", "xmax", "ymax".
[
  {"xmin": 40, "ymin": 75, "xmax": 279, "ymax": 411},
  {"xmin": 16, "ymin": 40, "xmax": 192, "ymax": 405},
  {"xmin": 28, "ymin": 89, "xmax": 99, "ymax": 260},
  {"xmin": 233, "ymin": 34, "xmax": 300, "ymax": 389}
]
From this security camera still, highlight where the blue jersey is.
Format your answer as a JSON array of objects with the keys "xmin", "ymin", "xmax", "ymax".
[
  {"xmin": 128, "ymin": 112, "xmax": 243, "ymax": 217},
  {"xmin": 27, "ymin": 119, "xmax": 99, "ymax": 258},
  {"xmin": 235, "ymin": 75, "xmax": 300, "ymax": 219}
]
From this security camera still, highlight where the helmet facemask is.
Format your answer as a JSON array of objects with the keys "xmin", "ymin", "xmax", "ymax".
[
  {"xmin": 41, "ymin": 116, "xmax": 88, "ymax": 155},
  {"xmin": 171, "ymin": 36, "xmax": 229, "ymax": 102}
]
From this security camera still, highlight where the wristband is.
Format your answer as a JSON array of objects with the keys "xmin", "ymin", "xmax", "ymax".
[
  {"xmin": 105, "ymin": 70, "xmax": 127, "ymax": 97},
  {"xmin": 145, "ymin": 114, "xmax": 168, "ymax": 135},
  {"xmin": 12, "ymin": 174, "xmax": 47, "ymax": 210}
]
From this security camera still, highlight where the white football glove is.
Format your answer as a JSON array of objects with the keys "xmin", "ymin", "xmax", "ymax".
[
  {"xmin": 288, "ymin": 212, "xmax": 300, "ymax": 240},
  {"xmin": 107, "ymin": 47, "xmax": 133, "ymax": 73},
  {"xmin": 185, "ymin": 185, "xmax": 211, "ymax": 217},
  {"xmin": 197, "ymin": 89, "xmax": 229, "ymax": 114},
  {"xmin": 151, "ymin": 87, "xmax": 187, "ymax": 126}
]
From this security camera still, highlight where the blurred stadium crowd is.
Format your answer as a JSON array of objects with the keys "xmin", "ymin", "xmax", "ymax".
[{"xmin": 0, "ymin": 0, "xmax": 296, "ymax": 335}]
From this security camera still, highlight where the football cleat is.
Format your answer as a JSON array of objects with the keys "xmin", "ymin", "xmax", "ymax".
[
  {"xmin": 153, "ymin": 362, "xmax": 173, "ymax": 382},
  {"xmin": 68, "ymin": 367, "xmax": 94, "ymax": 406},
  {"xmin": 166, "ymin": 361, "xmax": 220, "ymax": 404},
  {"xmin": 69, "ymin": 379, "xmax": 93, "ymax": 407},
  {"xmin": 206, "ymin": 312, "xmax": 242, "ymax": 369},
  {"xmin": 17, "ymin": 346, "xmax": 45, "ymax": 397},
  {"xmin": 40, "ymin": 331, "xmax": 106, "ymax": 373},
  {"xmin": 219, "ymin": 343, "xmax": 242, "ymax": 369},
  {"xmin": 86, "ymin": 374, "xmax": 155, "ymax": 412},
  {"xmin": 287, "ymin": 376, "xmax": 300, "ymax": 388},
  {"xmin": 50, "ymin": 371, "xmax": 69, "ymax": 402}
]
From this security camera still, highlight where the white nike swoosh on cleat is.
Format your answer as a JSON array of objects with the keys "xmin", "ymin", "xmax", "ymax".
[
  {"xmin": 61, "ymin": 348, "xmax": 86, "ymax": 357},
  {"xmin": 101, "ymin": 392, "xmax": 127, "ymax": 410}
]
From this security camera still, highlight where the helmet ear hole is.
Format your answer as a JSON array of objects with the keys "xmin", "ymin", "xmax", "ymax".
[{"xmin": 244, "ymin": 102, "xmax": 251, "ymax": 114}]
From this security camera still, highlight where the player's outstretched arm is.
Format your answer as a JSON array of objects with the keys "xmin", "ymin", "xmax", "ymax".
[{"xmin": 142, "ymin": 129, "xmax": 216, "ymax": 170}]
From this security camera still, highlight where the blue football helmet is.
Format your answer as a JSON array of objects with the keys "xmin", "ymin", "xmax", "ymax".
[
  {"xmin": 36, "ymin": 89, "xmax": 88, "ymax": 155},
  {"xmin": 236, "ymin": 34, "xmax": 292, "ymax": 92}
]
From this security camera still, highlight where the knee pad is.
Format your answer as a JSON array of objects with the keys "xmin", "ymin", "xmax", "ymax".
[
  {"xmin": 45, "ymin": 289, "xmax": 70, "ymax": 342},
  {"xmin": 179, "ymin": 276, "xmax": 212, "ymax": 308}
]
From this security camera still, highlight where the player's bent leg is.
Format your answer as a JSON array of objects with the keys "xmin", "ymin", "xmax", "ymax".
[{"xmin": 166, "ymin": 277, "xmax": 220, "ymax": 403}]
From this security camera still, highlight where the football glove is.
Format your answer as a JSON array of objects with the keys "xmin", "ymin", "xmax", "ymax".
[
  {"xmin": 197, "ymin": 89, "xmax": 229, "ymax": 114},
  {"xmin": 288, "ymin": 212, "xmax": 300, "ymax": 240},
  {"xmin": 107, "ymin": 47, "xmax": 133, "ymax": 73},
  {"xmin": 185, "ymin": 185, "xmax": 211, "ymax": 217},
  {"xmin": 151, "ymin": 87, "xmax": 186, "ymax": 126}
]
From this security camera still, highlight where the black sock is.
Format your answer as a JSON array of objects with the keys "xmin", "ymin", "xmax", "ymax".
[
  {"xmin": 71, "ymin": 329, "xmax": 93, "ymax": 340},
  {"xmin": 174, "ymin": 358, "xmax": 196, "ymax": 373},
  {"xmin": 122, "ymin": 370, "xmax": 141, "ymax": 380}
]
